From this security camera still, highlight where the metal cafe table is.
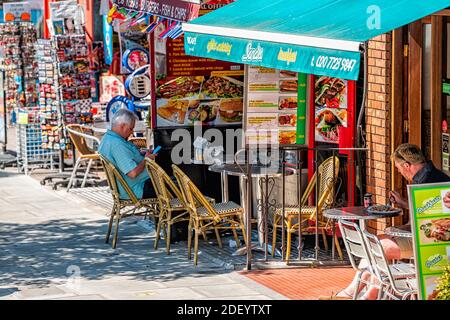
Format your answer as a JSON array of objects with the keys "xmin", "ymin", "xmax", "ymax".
[
  {"xmin": 208, "ymin": 163, "xmax": 295, "ymax": 261},
  {"xmin": 323, "ymin": 206, "xmax": 403, "ymax": 259},
  {"xmin": 384, "ymin": 225, "xmax": 412, "ymax": 238}
]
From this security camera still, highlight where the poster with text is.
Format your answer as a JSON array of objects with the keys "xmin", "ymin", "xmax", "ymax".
[
  {"xmin": 407, "ymin": 182, "xmax": 450, "ymax": 300},
  {"xmin": 246, "ymin": 66, "xmax": 305, "ymax": 145},
  {"xmin": 155, "ymin": 0, "xmax": 244, "ymax": 128},
  {"xmin": 314, "ymin": 76, "xmax": 348, "ymax": 144}
]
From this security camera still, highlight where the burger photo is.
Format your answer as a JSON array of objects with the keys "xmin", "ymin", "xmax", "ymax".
[
  {"xmin": 218, "ymin": 98, "xmax": 243, "ymax": 123},
  {"xmin": 279, "ymin": 80, "xmax": 298, "ymax": 92}
]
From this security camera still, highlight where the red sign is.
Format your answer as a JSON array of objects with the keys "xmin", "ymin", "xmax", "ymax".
[
  {"xmin": 443, "ymin": 120, "xmax": 448, "ymax": 133},
  {"xmin": 166, "ymin": 0, "xmax": 241, "ymax": 77},
  {"xmin": 113, "ymin": 0, "xmax": 201, "ymax": 22}
]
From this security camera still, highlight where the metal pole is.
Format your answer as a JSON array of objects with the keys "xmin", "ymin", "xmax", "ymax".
[
  {"xmin": 314, "ymin": 148, "xmax": 319, "ymax": 260},
  {"xmin": 297, "ymin": 147, "xmax": 302, "ymax": 260},
  {"xmin": 246, "ymin": 148, "xmax": 253, "ymax": 270},
  {"xmin": 331, "ymin": 149, "xmax": 336, "ymax": 260},
  {"xmin": 264, "ymin": 175, "xmax": 269, "ymax": 261}
]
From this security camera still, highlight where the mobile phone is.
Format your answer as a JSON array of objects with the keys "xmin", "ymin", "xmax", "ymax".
[{"xmin": 152, "ymin": 146, "xmax": 162, "ymax": 155}]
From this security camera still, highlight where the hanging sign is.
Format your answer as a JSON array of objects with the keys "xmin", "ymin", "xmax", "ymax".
[
  {"xmin": 3, "ymin": 2, "xmax": 31, "ymax": 22},
  {"xmin": 407, "ymin": 182, "xmax": 450, "ymax": 300},
  {"xmin": 113, "ymin": 0, "xmax": 201, "ymax": 23}
]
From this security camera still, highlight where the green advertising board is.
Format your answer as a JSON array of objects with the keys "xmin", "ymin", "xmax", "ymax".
[
  {"xmin": 407, "ymin": 182, "xmax": 450, "ymax": 300},
  {"xmin": 296, "ymin": 73, "xmax": 307, "ymax": 145}
]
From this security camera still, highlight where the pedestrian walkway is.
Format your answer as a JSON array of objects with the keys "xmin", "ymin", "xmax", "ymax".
[{"xmin": 0, "ymin": 170, "xmax": 286, "ymax": 300}]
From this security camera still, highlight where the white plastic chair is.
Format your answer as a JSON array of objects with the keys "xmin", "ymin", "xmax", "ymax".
[
  {"xmin": 362, "ymin": 230, "xmax": 417, "ymax": 300},
  {"xmin": 338, "ymin": 219, "xmax": 378, "ymax": 299}
]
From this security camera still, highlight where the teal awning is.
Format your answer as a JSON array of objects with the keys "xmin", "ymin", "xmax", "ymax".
[{"xmin": 183, "ymin": 0, "xmax": 450, "ymax": 80}]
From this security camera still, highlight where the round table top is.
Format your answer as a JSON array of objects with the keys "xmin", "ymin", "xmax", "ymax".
[
  {"xmin": 384, "ymin": 225, "xmax": 412, "ymax": 238},
  {"xmin": 323, "ymin": 206, "xmax": 402, "ymax": 220},
  {"xmin": 89, "ymin": 121, "xmax": 147, "ymax": 134},
  {"xmin": 208, "ymin": 163, "xmax": 296, "ymax": 178}
]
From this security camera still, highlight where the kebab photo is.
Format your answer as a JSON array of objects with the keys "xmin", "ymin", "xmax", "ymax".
[{"xmin": 315, "ymin": 76, "xmax": 346, "ymax": 108}]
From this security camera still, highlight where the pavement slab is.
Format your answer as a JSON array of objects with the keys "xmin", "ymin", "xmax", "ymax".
[{"xmin": 0, "ymin": 171, "xmax": 287, "ymax": 300}]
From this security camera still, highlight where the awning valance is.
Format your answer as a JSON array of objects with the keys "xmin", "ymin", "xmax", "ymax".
[{"xmin": 183, "ymin": 0, "xmax": 450, "ymax": 80}]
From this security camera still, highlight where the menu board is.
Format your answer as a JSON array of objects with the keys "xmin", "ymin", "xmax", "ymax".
[
  {"xmin": 155, "ymin": 0, "xmax": 243, "ymax": 128},
  {"xmin": 246, "ymin": 66, "xmax": 306, "ymax": 145},
  {"xmin": 314, "ymin": 76, "xmax": 348, "ymax": 144},
  {"xmin": 407, "ymin": 182, "xmax": 450, "ymax": 300}
]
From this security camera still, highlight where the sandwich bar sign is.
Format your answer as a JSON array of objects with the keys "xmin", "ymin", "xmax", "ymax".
[
  {"xmin": 184, "ymin": 32, "xmax": 361, "ymax": 80},
  {"xmin": 113, "ymin": 0, "xmax": 201, "ymax": 23},
  {"xmin": 407, "ymin": 182, "xmax": 450, "ymax": 300}
]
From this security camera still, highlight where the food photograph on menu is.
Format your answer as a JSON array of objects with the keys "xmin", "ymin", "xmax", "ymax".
[
  {"xmin": 314, "ymin": 76, "xmax": 348, "ymax": 144},
  {"xmin": 156, "ymin": 75, "xmax": 244, "ymax": 127}
]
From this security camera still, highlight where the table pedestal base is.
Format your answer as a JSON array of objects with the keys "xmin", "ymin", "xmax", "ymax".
[{"xmin": 232, "ymin": 243, "xmax": 281, "ymax": 257}]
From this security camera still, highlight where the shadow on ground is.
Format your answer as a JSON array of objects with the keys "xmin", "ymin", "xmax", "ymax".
[{"xmin": 0, "ymin": 217, "xmax": 233, "ymax": 289}]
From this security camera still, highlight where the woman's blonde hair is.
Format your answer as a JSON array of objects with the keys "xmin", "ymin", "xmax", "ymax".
[{"xmin": 391, "ymin": 143, "xmax": 426, "ymax": 164}]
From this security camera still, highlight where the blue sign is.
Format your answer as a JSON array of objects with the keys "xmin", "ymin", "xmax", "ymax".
[{"xmin": 103, "ymin": 15, "xmax": 113, "ymax": 65}]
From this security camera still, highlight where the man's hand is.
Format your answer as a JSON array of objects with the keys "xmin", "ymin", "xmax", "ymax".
[
  {"xmin": 144, "ymin": 150, "xmax": 156, "ymax": 160},
  {"xmin": 389, "ymin": 191, "xmax": 408, "ymax": 209}
]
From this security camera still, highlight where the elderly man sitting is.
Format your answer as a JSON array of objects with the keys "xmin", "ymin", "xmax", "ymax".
[{"xmin": 99, "ymin": 109, "xmax": 156, "ymax": 200}]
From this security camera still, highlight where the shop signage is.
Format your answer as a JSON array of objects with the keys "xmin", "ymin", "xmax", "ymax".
[
  {"xmin": 113, "ymin": 0, "xmax": 201, "ymax": 23},
  {"xmin": 442, "ymin": 133, "xmax": 449, "ymax": 172},
  {"xmin": 0, "ymin": 71, "xmax": 6, "ymax": 146},
  {"xmin": 3, "ymin": 1, "xmax": 31, "ymax": 22},
  {"xmin": 296, "ymin": 73, "xmax": 307, "ymax": 145},
  {"xmin": 407, "ymin": 182, "xmax": 450, "ymax": 300},
  {"xmin": 103, "ymin": 15, "xmax": 114, "ymax": 65},
  {"xmin": 443, "ymin": 80, "xmax": 450, "ymax": 96},
  {"xmin": 184, "ymin": 32, "xmax": 361, "ymax": 81}
]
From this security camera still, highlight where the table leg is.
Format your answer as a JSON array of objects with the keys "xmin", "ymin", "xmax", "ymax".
[
  {"xmin": 221, "ymin": 171, "xmax": 229, "ymax": 203},
  {"xmin": 331, "ymin": 219, "xmax": 336, "ymax": 260}
]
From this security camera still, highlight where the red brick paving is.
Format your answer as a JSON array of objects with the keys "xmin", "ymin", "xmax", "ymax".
[{"xmin": 240, "ymin": 267, "xmax": 355, "ymax": 300}]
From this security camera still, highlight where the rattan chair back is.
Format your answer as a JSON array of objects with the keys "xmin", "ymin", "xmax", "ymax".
[
  {"xmin": 66, "ymin": 124, "xmax": 98, "ymax": 156},
  {"xmin": 99, "ymin": 154, "xmax": 140, "ymax": 204},
  {"xmin": 301, "ymin": 156, "xmax": 339, "ymax": 220},
  {"xmin": 172, "ymin": 164, "xmax": 220, "ymax": 223},
  {"xmin": 129, "ymin": 137, "xmax": 147, "ymax": 149},
  {"xmin": 146, "ymin": 159, "xmax": 183, "ymax": 209}
]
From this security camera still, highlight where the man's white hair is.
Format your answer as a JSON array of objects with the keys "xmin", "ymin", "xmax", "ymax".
[{"xmin": 111, "ymin": 109, "xmax": 138, "ymax": 128}]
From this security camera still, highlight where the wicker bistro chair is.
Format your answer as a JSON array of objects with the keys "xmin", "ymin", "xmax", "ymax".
[
  {"xmin": 129, "ymin": 137, "xmax": 147, "ymax": 149},
  {"xmin": 99, "ymin": 155, "xmax": 159, "ymax": 249},
  {"xmin": 272, "ymin": 156, "xmax": 343, "ymax": 262},
  {"xmin": 362, "ymin": 230, "xmax": 417, "ymax": 300},
  {"xmin": 66, "ymin": 124, "xmax": 102, "ymax": 192},
  {"xmin": 338, "ymin": 220, "xmax": 379, "ymax": 299},
  {"xmin": 172, "ymin": 164, "xmax": 247, "ymax": 266}
]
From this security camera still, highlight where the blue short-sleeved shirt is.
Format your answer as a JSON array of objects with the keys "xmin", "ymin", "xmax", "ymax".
[{"xmin": 99, "ymin": 130, "xmax": 149, "ymax": 199}]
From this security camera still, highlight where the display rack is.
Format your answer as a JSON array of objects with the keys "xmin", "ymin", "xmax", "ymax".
[{"xmin": 0, "ymin": 21, "xmax": 57, "ymax": 174}]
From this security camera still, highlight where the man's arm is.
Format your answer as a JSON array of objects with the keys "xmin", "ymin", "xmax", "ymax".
[
  {"xmin": 389, "ymin": 191, "xmax": 408, "ymax": 209},
  {"xmin": 126, "ymin": 151, "xmax": 156, "ymax": 179}
]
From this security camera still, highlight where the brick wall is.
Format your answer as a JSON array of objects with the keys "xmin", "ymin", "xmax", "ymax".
[{"xmin": 365, "ymin": 34, "xmax": 393, "ymax": 234}]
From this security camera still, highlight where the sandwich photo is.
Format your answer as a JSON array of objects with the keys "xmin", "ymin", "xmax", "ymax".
[
  {"xmin": 279, "ymin": 97, "xmax": 297, "ymax": 110},
  {"xmin": 280, "ymin": 70, "xmax": 297, "ymax": 78},
  {"xmin": 218, "ymin": 98, "xmax": 243, "ymax": 123},
  {"xmin": 420, "ymin": 218, "xmax": 450, "ymax": 242},
  {"xmin": 315, "ymin": 108, "xmax": 345, "ymax": 143},
  {"xmin": 279, "ymin": 80, "xmax": 298, "ymax": 92},
  {"xmin": 157, "ymin": 100, "xmax": 189, "ymax": 124},
  {"xmin": 279, "ymin": 131, "xmax": 296, "ymax": 144},
  {"xmin": 187, "ymin": 100, "xmax": 219, "ymax": 124},
  {"xmin": 278, "ymin": 114, "xmax": 297, "ymax": 127}
]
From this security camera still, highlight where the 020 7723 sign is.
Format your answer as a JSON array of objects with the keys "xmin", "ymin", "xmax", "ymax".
[{"xmin": 311, "ymin": 55, "xmax": 357, "ymax": 73}]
